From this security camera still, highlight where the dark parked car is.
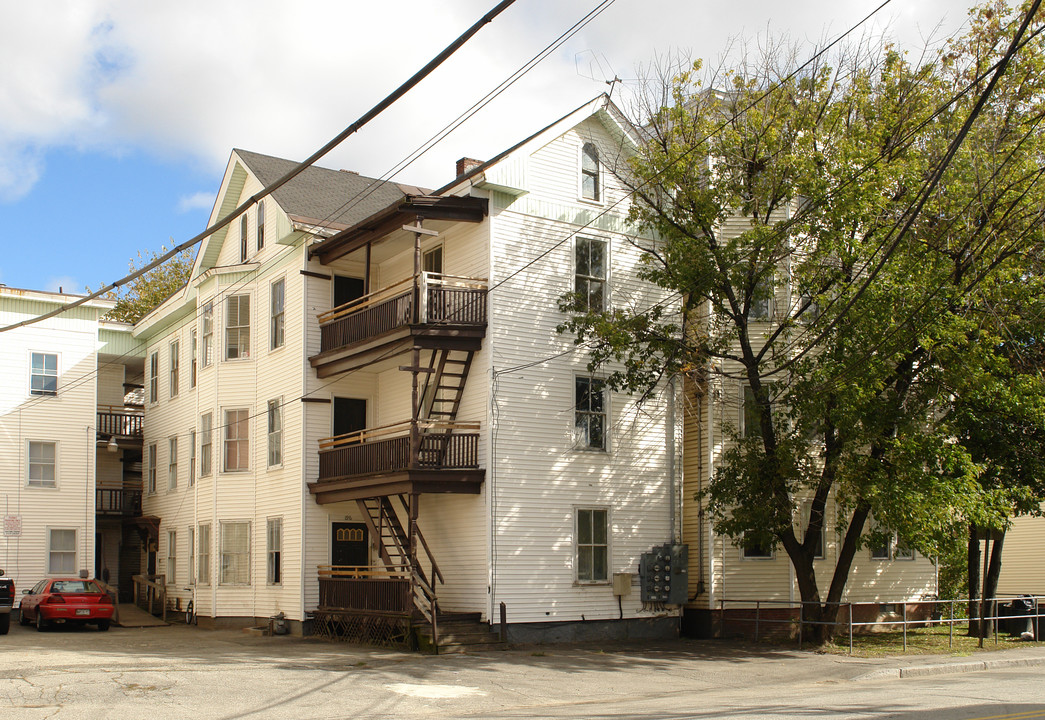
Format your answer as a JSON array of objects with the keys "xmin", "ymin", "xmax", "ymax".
[
  {"xmin": 19, "ymin": 578, "xmax": 114, "ymax": 631},
  {"xmin": 0, "ymin": 569, "xmax": 13, "ymax": 635}
]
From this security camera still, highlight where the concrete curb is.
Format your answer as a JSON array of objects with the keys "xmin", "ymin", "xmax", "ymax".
[{"xmin": 854, "ymin": 655, "xmax": 1045, "ymax": 681}]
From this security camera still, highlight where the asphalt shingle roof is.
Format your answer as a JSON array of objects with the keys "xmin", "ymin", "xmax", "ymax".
[{"xmin": 233, "ymin": 149, "xmax": 408, "ymax": 229}]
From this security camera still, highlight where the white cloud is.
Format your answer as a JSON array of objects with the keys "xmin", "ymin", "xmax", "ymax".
[
  {"xmin": 177, "ymin": 191, "xmax": 214, "ymax": 213},
  {"xmin": 0, "ymin": 0, "xmax": 984, "ymax": 195}
]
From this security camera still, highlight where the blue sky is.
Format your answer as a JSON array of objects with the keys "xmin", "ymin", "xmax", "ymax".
[{"xmin": 0, "ymin": 0, "xmax": 980, "ymax": 295}]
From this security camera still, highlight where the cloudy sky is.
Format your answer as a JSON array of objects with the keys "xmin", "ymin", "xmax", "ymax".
[{"xmin": 0, "ymin": 0, "xmax": 982, "ymax": 294}]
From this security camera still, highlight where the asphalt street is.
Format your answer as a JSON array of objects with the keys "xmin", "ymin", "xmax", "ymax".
[{"xmin": 1, "ymin": 622, "xmax": 1043, "ymax": 719}]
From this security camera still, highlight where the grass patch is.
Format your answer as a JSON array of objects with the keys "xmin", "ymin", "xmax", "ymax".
[{"xmin": 819, "ymin": 624, "xmax": 1041, "ymax": 657}]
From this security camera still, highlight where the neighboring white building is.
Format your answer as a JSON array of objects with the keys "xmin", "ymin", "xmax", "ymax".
[
  {"xmin": 0, "ymin": 287, "xmax": 145, "ymax": 605},
  {"xmin": 134, "ymin": 96, "xmax": 684, "ymax": 645}
]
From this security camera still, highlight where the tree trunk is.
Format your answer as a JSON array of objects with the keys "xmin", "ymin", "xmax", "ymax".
[
  {"xmin": 979, "ymin": 529, "xmax": 1006, "ymax": 639},
  {"xmin": 967, "ymin": 525, "xmax": 981, "ymax": 637}
]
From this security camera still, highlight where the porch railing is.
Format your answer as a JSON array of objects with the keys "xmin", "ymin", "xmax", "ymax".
[
  {"xmin": 317, "ymin": 564, "xmax": 438, "ymax": 641},
  {"xmin": 317, "ymin": 273, "xmax": 487, "ymax": 352},
  {"xmin": 96, "ymin": 488, "xmax": 143, "ymax": 515},
  {"xmin": 317, "ymin": 420, "xmax": 480, "ymax": 481},
  {"xmin": 97, "ymin": 405, "xmax": 144, "ymax": 438}
]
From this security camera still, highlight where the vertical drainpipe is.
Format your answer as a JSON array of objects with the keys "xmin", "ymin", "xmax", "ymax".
[
  {"xmin": 707, "ymin": 370, "xmax": 716, "ymax": 613},
  {"xmin": 667, "ymin": 376, "xmax": 676, "ymax": 545}
]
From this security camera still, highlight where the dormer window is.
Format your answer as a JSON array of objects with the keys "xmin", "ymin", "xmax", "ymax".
[
  {"xmin": 581, "ymin": 142, "xmax": 600, "ymax": 202},
  {"xmin": 240, "ymin": 215, "xmax": 248, "ymax": 262},
  {"xmin": 257, "ymin": 201, "xmax": 265, "ymax": 252}
]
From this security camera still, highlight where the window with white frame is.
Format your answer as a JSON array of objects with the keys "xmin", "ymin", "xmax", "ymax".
[
  {"xmin": 188, "ymin": 527, "xmax": 195, "ymax": 585},
  {"xmin": 48, "ymin": 528, "xmax": 76, "ymax": 574},
  {"xmin": 169, "ymin": 340, "xmax": 179, "ymax": 397},
  {"xmin": 224, "ymin": 409, "xmax": 249, "ymax": 472},
  {"xmin": 800, "ymin": 501, "xmax": 826, "ymax": 559},
  {"xmin": 574, "ymin": 377, "xmax": 606, "ymax": 450},
  {"xmin": 197, "ymin": 524, "xmax": 211, "ymax": 585},
  {"xmin": 741, "ymin": 384, "xmax": 775, "ymax": 439},
  {"xmin": 256, "ymin": 201, "xmax": 265, "ymax": 252},
  {"xmin": 894, "ymin": 540, "xmax": 915, "ymax": 560},
  {"xmin": 200, "ymin": 413, "xmax": 212, "ymax": 476},
  {"xmin": 574, "ymin": 237, "xmax": 607, "ymax": 312},
  {"xmin": 27, "ymin": 440, "xmax": 56, "ymax": 487},
  {"xmin": 201, "ymin": 302, "xmax": 214, "ymax": 367},
  {"xmin": 240, "ymin": 214, "xmax": 248, "ymax": 262},
  {"xmin": 147, "ymin": 443, "xmax": 157, "ymax": 494},
  {"xmin": 741, "ymin": 534, "xmax": 774, "ymax": 559},
  {"xmin": 576, "ymin": 508, "xmax": 608, "ymax": 582},
  {"xmin": 168, "ymin": 437, "xmax": 178, "ymax": 490},
  {"xmin": 580, "ymin": 142, "xmax": 601, "ymax": 202},
  {"xmin": 166, "ymin": 530, "xmax": 177, "ymax": 584},
  {"xmin": 267, "ymin": 399, "xmax": 282, "ymax": 467},
  {"xmin": 225, "ymin": 295, "xmax": 250, "ymax": 360},
  {"xmin": 267, "ymin": 518, "xmax": 282, "ymax": 585},
  {"xmin": 190, "ymin": 328, "xmax": 198, "ymax": 387},
  {"xmin": 29, "ymin": 352, "xmax": 58, "ymax": 396},
  {"xmin": 870, "ymin": 527, "xmax": 891, "ymax": 560},
  {"xmin": 423, "ymin": 245, "xmax": 443, "ymax": 274},
  {"xmin": 188, "ymin": 430, "xmax": 196, "ymax": 486},
  {"xmin": 149, "ymin": 352, "xmax": 158, "ymax": 403},
  {"xmin": 220, "ymin": 521, "xmax": 250, "ymax": 585},
  {"xmin": 270, "ymin": 279, "xmax": 285, "ymax": 350},
  {"xmin": 750, "ymin": 273, "xmax": 774, "ymax": 321}
]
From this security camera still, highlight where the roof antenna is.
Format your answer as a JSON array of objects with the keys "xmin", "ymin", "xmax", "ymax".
[{"xmin": 576, "ymin": 50, "xmax": 620, "ymax": 96}]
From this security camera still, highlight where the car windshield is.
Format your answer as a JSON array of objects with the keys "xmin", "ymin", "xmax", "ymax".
[{"xmin": 51, "ymin": 580, "xmax": 103, "ymax": 594}]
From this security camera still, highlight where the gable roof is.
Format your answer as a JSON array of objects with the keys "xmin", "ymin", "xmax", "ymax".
[{"xmin": 234, "ymin": 149, "xmax": 413, "ymax": 228}]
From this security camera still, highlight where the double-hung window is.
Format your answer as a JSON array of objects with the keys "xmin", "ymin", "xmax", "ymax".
[
  {"xmin": 576, "ymin": 508, "xmax": 608, "ymax": 582},
  {"xmin": 149, "ymin": 352, "xmax": 158, "ymax": 403},
  {"xmin": 27, "ymin": 441, "xmax": 56, "ymax": 487},
  {"xmin": 224, "ymin": 409, "xmax": 249, "ymax": 472},
  {"xmin": 197, "ymin": 524, "xmax": 211, "ymax": 586},
  {"xmin": 800, "ymin": 501, "xmax": 825, "ymax": 559},
  {"xmin": 169, "ymin": 340, "xmax": 179, "ymax": 397},
  {"xmin": 741, "ymin": 535, "xmax": 774, "ymax": 559},
  {"xmin": 240, "ymin": 215, "xmax": 248, "ymax": 262},
  {"xmin": 200, "ymin": 413, "xmax": 212, "ymax": 476},
  {"xmin": 201, "ymin": 302, "xmax": 214, "ymax": 367},
  {"xmin": 168, "ymin": 437, "xmax": 178, "ymax": 490},
  {"xmin": 267, "ymin": 518, "xmax": 282, "ymax": 585},
  {"xmin": 166, "ymin": 530, "xmax": 177, "ymax": 584},
  {"xmin": 575, "ymin": 377, "xmax": 606, "ymax": 450},
  {"xmin": 190, "ymin": 329, "xmax": 198, "ymax": 387},
  {"xmin": 270, "ymin": 279, "xmax": 285, "ymax": 350},
  {"xmin": 225, "ymin": 295, "xmax": 250, "ymax": 360},
  {"xmin": 29, "ymin": 352, "xmax": 58, "ymax": 396},
  {"xmin": 256, "ymin": 202, "xmax": 265, "ymax": 252},
  {"xmin": 220, "ymin": 521, "xmax": 250, "ymax": 585},
  {"xmin": 188, "ymin": 430, "xmax": 196, "ymax": 486},
  {"xmin": 48, "ymin": 529, "xmax": 76, "ymax": 574},
  {"xmin": 267, "ymin": 399, "xmax": 282, "ymax": 467},
  {"xmin": 147, "ymin": 443, "xmax": 157, "ymax": 494},
  {"xmin": 574, "ymin": 238, "xmax": 607, "ymax": 312},
  {"xmin": 581, "ymin": 142, "xmax": 600, "ymax": 202}
]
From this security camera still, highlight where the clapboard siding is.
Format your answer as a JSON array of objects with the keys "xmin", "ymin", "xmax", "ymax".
[{"xmin": 997, "ymin": 513, "xmax": 1045, "ymax": 596}]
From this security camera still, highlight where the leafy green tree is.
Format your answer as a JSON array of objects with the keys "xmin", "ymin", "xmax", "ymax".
[
  {"xmin": 562, "ymin": 1, "xmax": 1045, "ymax": 642},
  {"xmin": 99, "ymin": 246, "xmax": 194, "ymax": 324}
]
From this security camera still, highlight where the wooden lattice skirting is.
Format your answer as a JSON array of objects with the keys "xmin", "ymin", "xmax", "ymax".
[{"xmin": 310, "ymin": 609, "xmax": 416, "ymax": 650}]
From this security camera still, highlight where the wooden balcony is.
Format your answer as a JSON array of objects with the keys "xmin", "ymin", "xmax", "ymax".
[
  {"xmin": 310, "ymin": 273, "xmax": 487, "ymax": 377},
  {"xmin": 317, "ymin": 565, "xmax": 413, "ymax": 614},
  {"xmin": 309, "ymin": 420, "xmax": 484, "ymax": 503},
  {"xmin": 97, "ymin": 406, "xmax": 144, "ymax": 440},
  {"xmin": 96, "ymin": 488, "xmax": 143, "ymax": 516}
]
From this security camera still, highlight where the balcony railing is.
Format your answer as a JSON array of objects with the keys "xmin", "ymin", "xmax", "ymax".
[
  {"xmin": 97, "ymin": 405, "xmax": 144, "ymax": 438},
  {"xmin": 317, "ymin": 420, "xmax": 480, "ymax": 481},
  {"xmin": 317, "ymin": 273, "xmax": 487, "ymax": 353},
  {"xmin": 96, "ymin": 488, "xmax": 143, "ymax": 516}
]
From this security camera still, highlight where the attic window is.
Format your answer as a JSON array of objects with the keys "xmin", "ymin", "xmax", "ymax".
[
  {"xmin": 257, "ymin": 201, "xmax": 265, "ymax": 252},
  {"xmin": 581, "ymin": 142, "xmax": 600, "ymax": 202},
  {"xmin": 240, "ymin": 215, "xmax": 248, "ymax": 262}
]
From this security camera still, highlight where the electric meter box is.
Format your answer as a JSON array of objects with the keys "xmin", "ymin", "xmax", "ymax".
[{"xmin": 639, "ymin": 544, "xmax": 688, "ymax": 605}]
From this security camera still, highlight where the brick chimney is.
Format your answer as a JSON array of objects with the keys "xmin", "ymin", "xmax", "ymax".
[{"xmin": 456, "ymin": 157, "xmax": 483, "ymax": 177}]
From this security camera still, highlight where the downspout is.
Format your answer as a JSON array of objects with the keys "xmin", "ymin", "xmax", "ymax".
[{"xmin": 667, "ymin": 375, "xmax": 676, "ymax": 544}]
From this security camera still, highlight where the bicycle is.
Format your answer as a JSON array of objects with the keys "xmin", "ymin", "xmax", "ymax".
[{"xmin": 183, "ymin": 587, "xmax": 197, "ymax": 625}]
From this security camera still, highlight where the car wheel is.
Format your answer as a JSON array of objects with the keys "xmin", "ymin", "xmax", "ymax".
[
  {"xmin": 0, "ymin": 614, "xmax": 9, "ymax": 635},
  {"xmin": 35, "ymin": 612, "xmax": 47, "ymax": 632},
  {"xmin": 97, "ymin": 619, "xmax": 110, "ymax": 632},
  {"xmin": 19, "ymin": 609, "xmax": 31, "ymax": 626}
]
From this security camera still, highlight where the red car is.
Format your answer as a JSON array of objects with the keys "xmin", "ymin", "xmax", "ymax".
[{"xmin": 19, "ymin": 578, "xmax": 115, "ymax": 632}]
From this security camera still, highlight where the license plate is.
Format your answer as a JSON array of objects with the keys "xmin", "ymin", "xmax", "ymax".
[{"xmin": 75, "ymin": 609, "xmax": 90, "ymax": 616}]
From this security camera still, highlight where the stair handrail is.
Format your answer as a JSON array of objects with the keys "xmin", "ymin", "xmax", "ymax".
[
  {"xmin": 317, "ymin": 275, "xmax": 416, "ymax": 325},
  {"xmin": 394, "ymin": 495, "xmax": 445, "ymax": 586}
]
